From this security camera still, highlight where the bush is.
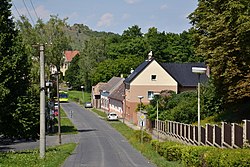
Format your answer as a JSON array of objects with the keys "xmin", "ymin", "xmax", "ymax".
[
  {"xmin": 181, "ymin": 146, "xmax": 214, "ymax": 167},
  {"xmin": 152, "ymin": 140, "xmax": 250, "ymax": 167},
  {"xmin": 204, "ymin": 148, "xmax": 250, "ymax": 167},
  {"xmin": 163, "ymin": 145, "xmax": 183, "ymax": 161},
  {"xmin": 134, "ymin": 130, "xmax": 152, "ymax": 143},
  {"xmin": 150, "ymin": 140, "xmax": 183, "ymax": 161}
]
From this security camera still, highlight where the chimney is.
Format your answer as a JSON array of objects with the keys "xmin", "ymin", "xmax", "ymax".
[{"xmin": 148, "ymin": 51, "xmax": 153, "ymax": 60}]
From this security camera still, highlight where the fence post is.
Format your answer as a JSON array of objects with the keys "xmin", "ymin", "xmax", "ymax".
[{"xmin": 232, "ymin": 123, "xmax": 235, "ymax": 147}]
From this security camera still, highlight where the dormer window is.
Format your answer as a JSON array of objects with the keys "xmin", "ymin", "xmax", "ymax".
[{"xmin": 151, "ymin": 75, "xmax": 157, "ymax": 81}]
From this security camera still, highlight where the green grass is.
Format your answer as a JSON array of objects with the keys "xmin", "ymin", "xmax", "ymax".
[
  {"xmin": 0, "ymin": 143, "xmax": 77, "ymax": 167},
  {"xmin": 68, "ymin": 90, "xmax": 91, "ymax": 104},
  {"xmin": 53, "ymin": 108, "xmax": 78, "ymax": 135},
  {"xmin": 91, "ymin": 109, "xmax": 182, "ymax": 167},
  {"xmin": 109, "ymin": 122, "xmax": 182, "ymax": 167},
  {"xmin": 92, "ymin": 108, "xmax": 107, "ymax": 118}
]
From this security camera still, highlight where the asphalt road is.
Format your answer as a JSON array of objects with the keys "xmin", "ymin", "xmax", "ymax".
[{"xmin": 61, "ymin": 102, "xmax": 155, "ymax": 167}]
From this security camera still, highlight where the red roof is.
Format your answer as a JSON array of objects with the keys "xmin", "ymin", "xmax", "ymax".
[{"xmin": 64, "ymin": 51, "xmax": 79, "ymax": 62}]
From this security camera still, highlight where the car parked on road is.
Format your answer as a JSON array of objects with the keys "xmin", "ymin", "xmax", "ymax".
[
  {"xmin": 85, "ymin": 102, "xmax": 92, "ymax": 108},
  {"xmin": 107, "ymin": 112, "xmax": 118, "ymax": 121}
]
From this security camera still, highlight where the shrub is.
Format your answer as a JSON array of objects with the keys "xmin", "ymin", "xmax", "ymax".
[
  {"xmin": 204, "ymin": 148, "xmax": 250, "ymax": 167},
  {"xmin": 134, "ymin": 130, "xmax": 152, "ymax": 143},
  {"xmin": 181, "ymin": 146, "xmax": 214, "ymax": 167},
  {"xmin": 163, "ymin": 145, "xmax": 183, "ymax": 161}
]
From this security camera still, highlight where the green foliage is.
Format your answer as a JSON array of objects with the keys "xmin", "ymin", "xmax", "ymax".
[
  {"xmin": 66, "ymin": 24, "xmax": 200, "ymax": 91},
  {"xmin": 181, "ymin": 146, "xmax": 214, "ymax": 167},
  {"xmin": 189, "ymin": 0, "xmax": 250, "ymax": 108},
  {"xmin": 0, "ymin": 0, "xmax": 38, "ymax": 139},
  {"xmin": 133, "ymin": 130, "xmax": 152, "ymax": 143},
  {"xmin": 151, "ymin": 140, "xmax": 183, "ymax": 161},
  {"xmin": 157, "ymin": 91, "xmax": 198, "ymax": 124},
  {"xmin": 151, "ymin": 140, "xmax": 250, "ymax": 167},
  {"xmin": 0, "ymin": 143, "xmax": 77, "ymax": 167},
  {"xmin": 202, "ymin": 79, "xmax": 224, "ymax": 120},
  {"xmin": 14, "ymin": 94, "xmax": 39, "ymax": 139},
  {"xmin": 65, "ymin": 54, "xmax": 82, "ymax": 90},
  {"xmin": 204, "ymin": 148, "xmax": 250, "ymax": 167}
]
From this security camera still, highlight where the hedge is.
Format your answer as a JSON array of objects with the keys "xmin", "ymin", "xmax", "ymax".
[{"xmin": 150, "ymin": 141, "xmax": 250, "ymax": 167}]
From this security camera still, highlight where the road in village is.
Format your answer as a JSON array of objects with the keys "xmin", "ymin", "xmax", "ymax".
[{"xmin": 61, "ymin": 102, "xmax": 155, "ymax": 167}]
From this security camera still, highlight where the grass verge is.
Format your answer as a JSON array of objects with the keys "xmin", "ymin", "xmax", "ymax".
[
  {"xmin": 52, "ymin": 107, "xmax": 77, "ymax": 135},
  {"xmin": 0, "ymin": 143, "xmax": 77, "ymax": 167},
  {"xmin": 91, "ymin": 109, "xmax": 182, "ymax": 167}
]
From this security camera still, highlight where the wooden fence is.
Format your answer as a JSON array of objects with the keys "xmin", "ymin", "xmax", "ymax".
[{"xmin": 151, "ymin": 120, "xmax": 250, "ymax": 148}]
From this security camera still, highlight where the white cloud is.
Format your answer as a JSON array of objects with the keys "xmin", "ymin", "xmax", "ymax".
[
  {"xmin": 122, "ymin": 13, "xmax": 130, "ymax": 20},
  {"xmin": 124, "ymin": 0, "xmax": 140, "ymax": 4},
  {"xmin": 160, "ymin": 4, "xmax": 167, "ymax": 10},
  {"xmin": 35, "ymin": 5, "xmax": 51, "ymax": 20},
  {"xmin": 97, "ymin": 13, "xmax": 114, "ymax": 27}
]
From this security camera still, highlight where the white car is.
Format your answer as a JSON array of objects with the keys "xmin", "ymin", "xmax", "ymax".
[
  {"xmin": 107, "ymin": 112, "xmax": 118, "ymax": 121},
  {"xmin": 85, "ymin": 102, "xmax": 92, "ymax": 108}
]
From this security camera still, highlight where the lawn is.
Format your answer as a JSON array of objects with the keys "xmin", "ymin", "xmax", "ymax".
[
  {"xmin": 0, "ymin": 143, "xmax": 76, "ymax": 167},
  {"xmin": 68, "ymin": 90, "xmax": 91, "ymax": 104}
]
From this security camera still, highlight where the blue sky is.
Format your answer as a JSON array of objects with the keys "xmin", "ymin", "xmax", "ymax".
[{"xmin": 11, "ymin": 0, "xmax": 198, "ymax": 34}]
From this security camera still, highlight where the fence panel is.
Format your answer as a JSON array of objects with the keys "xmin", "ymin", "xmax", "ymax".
[
  {"xmin": 233, "ymin": 123, "xmax": 243, "ymax": 148},
  {"xmin": 222, "ymin": 122, "xmax": 232, "ymax": 148},
  {"xmin": 201, "ymin": 126, "xmax": 206, "ymax": 145},
  {"xmin": 206, "ymin": 124, "xmax": 213, "ymax": 146}
]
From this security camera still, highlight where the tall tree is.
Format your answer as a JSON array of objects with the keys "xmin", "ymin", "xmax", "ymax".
[
  {"xmin": 189, "ymin": 0, "xmax": 250, "ymax": 108},
  {"xmin": 0, "ymin": 0, "xmax": 39, "ymax": 138}
]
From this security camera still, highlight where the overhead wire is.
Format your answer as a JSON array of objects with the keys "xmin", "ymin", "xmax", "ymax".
[
  {"xmin": 22, "ymin": 0, "xmax": 35, "ymax": 25},
  {"xmin": 29, "ymin": 0, "xmax": 39, "ymax": 20},
  {"xmin": 12, "ymin": 2, "xmax": 22, "ymax": 19}
]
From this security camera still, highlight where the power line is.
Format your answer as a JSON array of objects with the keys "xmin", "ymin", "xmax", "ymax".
[
  {"xmin": 29, "ymin": 0, "xmax": 39, "ymax": 20},
  {"xmin": 12, "ymin": 2, "xmax": 22, "ymax": 19},
  {"xmin": 22, "ymin": 0, "xmax": 35, "ymax": 25}
]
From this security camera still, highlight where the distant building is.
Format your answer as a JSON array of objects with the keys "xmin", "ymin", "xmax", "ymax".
[
  {"xmin": 49, "ymin": 50, "xmax": 79, "ymax": 77},
  {"xmin": 61, "ymin": 51, "xmax": 80, "ymax": 77}
]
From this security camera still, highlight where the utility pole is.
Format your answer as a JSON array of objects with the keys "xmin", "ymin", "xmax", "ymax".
[
  {"xmin": 39, "ymin": 44, "xmax": 46, "ymax": 158},
  {"xmin": 57, "ymin": 72, "xmax": 61, "ymax": 144}
]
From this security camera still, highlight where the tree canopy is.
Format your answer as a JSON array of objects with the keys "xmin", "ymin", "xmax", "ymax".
[
  {"xmin": 189, "ymin": 0, "xmax": 250, "ymax": 106},
  {"xmin": 0, "ymin": 0, "xmax": 39, "ymax": 139}
]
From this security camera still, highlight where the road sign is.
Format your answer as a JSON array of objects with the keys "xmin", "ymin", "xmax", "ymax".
[{"xmin": 140, "ymin": 114, "xmax": 145, "ymax": 120}]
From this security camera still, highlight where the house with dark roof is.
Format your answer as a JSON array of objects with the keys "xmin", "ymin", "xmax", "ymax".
[
  {"xmin": 124, "ymin": 57, "xmax": 208, "ymax": 125},
  {"xmin": 92, "ymin": 77, "xmax": 124, "ymax": 112},
  {"xmin": 108, "ymin": 82, "xmax": 125, "ymax": 118}
]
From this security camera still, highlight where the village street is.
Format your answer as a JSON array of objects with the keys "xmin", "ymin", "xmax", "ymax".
[{"xmin": 61, "ymin": 102, "xmax": 155, "ymax": 167}]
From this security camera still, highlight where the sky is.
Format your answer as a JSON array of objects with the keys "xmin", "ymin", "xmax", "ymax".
[{"xmin": 11, "ymin": 0, "xmax": 198, "ymax": 35}]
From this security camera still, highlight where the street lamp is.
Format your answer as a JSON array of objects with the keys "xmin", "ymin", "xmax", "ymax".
[
  {"xmin": 81, "ymin": 85, "xmax": 84, "ymax": 105},
  {"xmin": 192, "ymin": 67, "xmax": 206, "ymax": 145},
  {"xmin": 154, "ymin": 92, "xmax": 160, "ymax": 141},
  {"xmin": 138, "ymin": 95, "xmax": 144, "ymax": 143},
  {"xmin": 122, "ymin": 94, "xmax": 126, "ymax": 123}
]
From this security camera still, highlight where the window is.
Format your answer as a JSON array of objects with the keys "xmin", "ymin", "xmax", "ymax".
[
  {"xmin": 151, "ymin": 75, "xmax": 157, "ymax": 81},
  {"xmin": 148, "ymin": 91, "xmax": 154, "ymax": 100}
]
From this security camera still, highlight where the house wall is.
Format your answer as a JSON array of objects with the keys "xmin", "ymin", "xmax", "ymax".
[
  {"xmin": 109, "ymin": 98, "xmax": 123, "ymax": 118},
  {"xmin": 101, "ymin": 95, "xmax": 109, "ymax": 111},
  {"xmin": 125, "ymin": 60, "xmax": 178, "ymax": 125}
]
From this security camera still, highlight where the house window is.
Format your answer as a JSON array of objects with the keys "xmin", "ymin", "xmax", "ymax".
[
  {"xmin": 148, "ymin": 91, "xmax": 154, "ymax": 100},
  {"xmin": 151, "ymin": 75, "xmax": 157, "ymax": 81}
]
